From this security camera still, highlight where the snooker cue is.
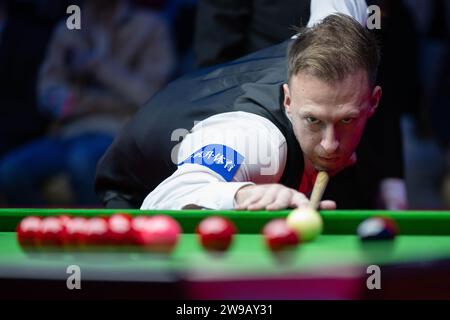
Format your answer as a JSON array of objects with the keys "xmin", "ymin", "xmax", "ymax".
[{"xmin": 309, "ymin": 171, "xmax": 330, "ymax": 210}]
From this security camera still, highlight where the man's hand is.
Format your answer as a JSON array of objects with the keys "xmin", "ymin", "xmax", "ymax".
[
  {"xmin": 234, "ymin": 184, "xmax": 336, "ymax": 211},
  {"xmin": 379, "ymin": 178, "xmax": 408, "ymax": 210}
]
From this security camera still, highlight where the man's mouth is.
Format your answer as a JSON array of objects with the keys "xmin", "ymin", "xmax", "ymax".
[{"xmin": 318, "ymin": 156, "xmax": 339, "ymax": 162}]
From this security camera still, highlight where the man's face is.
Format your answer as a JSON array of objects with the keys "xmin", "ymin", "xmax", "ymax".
[{"xmin": 283, "ymin": 69, "xmax": 382, "ymax": 174}]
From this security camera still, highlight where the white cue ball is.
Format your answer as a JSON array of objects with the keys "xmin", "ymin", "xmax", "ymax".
[{"xmin": 286, "ymin": 207, "xmax": 323, "ymax": 242}]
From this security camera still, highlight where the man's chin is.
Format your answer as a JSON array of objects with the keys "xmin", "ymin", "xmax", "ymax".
[{"xmin": 313, "ymin": 160, "xmax": 344, "ymax": 174}]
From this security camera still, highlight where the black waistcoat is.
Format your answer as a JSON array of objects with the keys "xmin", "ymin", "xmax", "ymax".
[{"xmin": 95, "ymin": 40, "xmax": 304, "ymax": 208}]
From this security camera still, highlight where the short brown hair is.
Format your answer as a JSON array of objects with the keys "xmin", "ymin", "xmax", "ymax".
[{"xmin": 287, "ymin": 14, "xmax": 380, "ymax": 86}]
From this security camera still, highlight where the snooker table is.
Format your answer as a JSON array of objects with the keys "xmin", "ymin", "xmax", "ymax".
[{"xmin": 1, "ymin": 208, "xmax": 450, "ymax": 300}]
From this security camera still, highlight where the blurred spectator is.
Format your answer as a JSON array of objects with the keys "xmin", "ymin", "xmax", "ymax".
[
  {"xmin": 194, "ymin": 0, "xmax": 310, "ymax": 68},
  {"xmin": 424, "ymin": 0, "xmax": 450, "ymax": 207},
  {"xmin": 363, "ymin": 0, "xmax": 420, "ymax": 209},
  {"xmin": 0, "ymin": 0, "xmax": 76, "ymax": 206},
  {"xmin": 165, "ymin": 0, "xmax": 196, "ymax": 75},
  {"xmin": 132, "ymin": 0, "xmax": 166, "ymax": 10},
  {"xmin": 403, "ymin": 0, "xmax": 450, "ymax": 208},
  {"xmin": 0, "ymin": 0, "xmax": 69, "ymax": 158},
  {"xmin": 0, "ymin": 0, "xmax": 175, "ymax": 206},
  {"xmin": 132, "ymin": 0, "xmax": 197, "ymax": 76}
]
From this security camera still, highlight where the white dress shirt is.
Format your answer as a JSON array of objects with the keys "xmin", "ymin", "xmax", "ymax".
[{"xmin": 141, "ymin": 112, "xmax": 287, "ymax": 210}]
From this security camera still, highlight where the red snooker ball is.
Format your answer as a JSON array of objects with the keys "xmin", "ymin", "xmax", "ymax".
[
  {"xmin": 16, "ymin": 216, "xmax": 42, "ymax": 247},
  {"xmin": 196, "ymin": 216, "xmax": 236, "ymax": 252},
  {"xmin": 58, "ymin": 215, "xmax": 72, "ymax": 226},
  {"xmin": 40, "ymin": 217, "xmax": 66, "ymax": 246},
  {"xmin": 107, "ymin": 213, "xmax": 133, "ymax": 245},
  {"xmin": 131, "ymin": 215, "xmax": 181, "ymax": 253},
  {"xmin": 130, "ymin": 216, "xmax": 149, "ymax": 235},
  {"xmin": 86, "ymin": 217, "xmax": 109, "ymax": 246},
  {"xmin": 262, "ymin": 219, "xmax": 300, "ymax": 252},
  {"xmin": 63, "ymin": 217, "xmax": 89, "ymax": 246},
  {"xmin": 130, "ymin": 216, "xmax": 150, "ymax": 247}
]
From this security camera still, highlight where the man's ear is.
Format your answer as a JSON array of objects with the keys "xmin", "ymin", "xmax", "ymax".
[
  {"xmin": 283, "ymin": 83, "xmax": 292, "ymax": 116},
  {"xmin": 368, "ymin": 85, "xmax": 382, "ymax": 118}
]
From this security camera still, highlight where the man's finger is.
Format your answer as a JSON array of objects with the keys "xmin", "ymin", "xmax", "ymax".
[
  {"xmin": 237, "ymin": 193, "xmax": 263, "ymax": 210},
  {"xmin": 248, "ymin": 192, "xmax": 277, "ymax": 210},
  {"xmin": 266, "ymin": 189, "xmax": 292, "ymax": 210},
  {"xmin": 249, "ymin": 188, "xmax": 281, "ymax": 210},
  {"xmin": 289, "ymin": 191, "xmax": 310, "ymax": 208},
  {"xmin": 319, "ymin": 200, "xmax": 336, "ymax": 210}
]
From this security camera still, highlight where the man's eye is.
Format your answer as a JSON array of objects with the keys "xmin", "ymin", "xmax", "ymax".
[
  {"xmin": 341, "ymin": 118, "xmax": 354, "ymax": 124},
  {"xmin": 306, "ymin": 117, "xmax": 320, "ymax": 124}
]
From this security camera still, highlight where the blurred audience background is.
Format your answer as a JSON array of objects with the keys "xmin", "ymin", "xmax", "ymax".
[
  {"xmin": 0, "ymin": 0, "xmax": 176, "ymax": 206},
  {"xmin": 0, "ymin": 0, "xmax": 448, "ymax": 209}
]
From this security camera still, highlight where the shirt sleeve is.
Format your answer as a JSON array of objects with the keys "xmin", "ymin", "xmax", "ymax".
[
  {"xmin": 307, "ymin": 0, "xmax": 368, "ymax": 27},
  {"xmin": 140, "ymin": 112, "xmax": 287, "ymax": 210}
]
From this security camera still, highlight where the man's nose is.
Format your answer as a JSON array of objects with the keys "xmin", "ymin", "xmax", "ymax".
[{"xmin": 320, "ymin": 125, "xmax": 339, "ymax": 154}]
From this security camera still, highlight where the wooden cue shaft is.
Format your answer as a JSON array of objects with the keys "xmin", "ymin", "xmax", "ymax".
[{"xmin": 309, "ymin": 171, "xmax": 330, "ymax": 210}]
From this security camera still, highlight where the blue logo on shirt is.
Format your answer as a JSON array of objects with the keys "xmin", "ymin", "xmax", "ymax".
[{"xmin": 178, "ymin": 144, "xmax": 244, "ymax": 182}]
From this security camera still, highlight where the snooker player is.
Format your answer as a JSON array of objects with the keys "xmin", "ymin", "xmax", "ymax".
[{"xmin": 95, "ymin": 1, "xmax": 403, "ymax": 210}]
